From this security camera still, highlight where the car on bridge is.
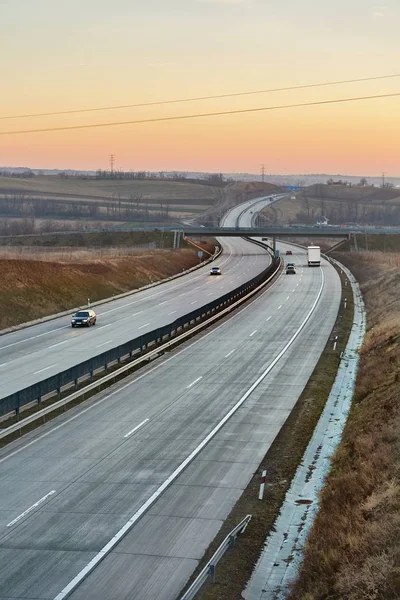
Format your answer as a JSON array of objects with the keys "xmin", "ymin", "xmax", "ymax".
[
  {"xmin": 71, "ymin": 309, "xmax": 97, "ymax": 327},
  {"xmin": 286, "ymin": 250, "xmax": 293, "ymax": 255},
  {"xmin": 210, "ymin": 266, "xmax": 222, "ymax": 276},
  {"xmin": 286, "ymin": 264, "xmax": 296, "ymax": 275}
]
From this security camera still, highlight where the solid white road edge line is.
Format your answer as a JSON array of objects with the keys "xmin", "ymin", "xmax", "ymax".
[
  {"xmin": 0, "ymin": 258, "xmax": 283, "ymax": 464},
  {"xmin": 123, "ymin": 418, "xmax": 149, "ymax": 439},
  {"xmin": 0, "ymin": 242, "xmax": 236, "ymax": 350},
  {"xmin": 53, "ymin": 268, "xmax": 325, "ymax": 600},
  {"xmin": 0, "ymin": 262, "xmax": 284, "ymax": 466},
  {"xmin": 7, "ymin": 490, "xmax": 56, "ymax": 528}
]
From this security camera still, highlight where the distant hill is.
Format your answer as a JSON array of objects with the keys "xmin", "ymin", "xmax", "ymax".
[{"xmin": 1, "ymin": 167, "xmax": 399, "ymax": 188}]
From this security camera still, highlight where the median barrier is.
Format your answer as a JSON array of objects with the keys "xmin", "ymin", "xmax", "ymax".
[{"xmin": 0, "ymin": 255, "xmax": 280, "ymax": 435}]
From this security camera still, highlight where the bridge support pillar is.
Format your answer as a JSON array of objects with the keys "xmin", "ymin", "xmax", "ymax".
[{"xmin": 173, "ymin": 231, "xmax": 182, "ymax": 249}]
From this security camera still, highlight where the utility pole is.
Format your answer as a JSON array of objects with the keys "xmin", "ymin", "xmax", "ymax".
[
  {"xmin": 261, "ymin": 164, "xmax": 265, "ymax": 182},
  {"xmin": 110, "ymin": 154, "xmax": 115, "ymax": 177}
]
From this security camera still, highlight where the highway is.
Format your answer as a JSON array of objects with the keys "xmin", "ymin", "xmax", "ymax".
[
  {"xmin": 0, "ymin": 202, "xmax": 274, "ymax": 401},
  {"xmin": 0, "ymin": 197, "xmax": 341, "ymax": 600}
]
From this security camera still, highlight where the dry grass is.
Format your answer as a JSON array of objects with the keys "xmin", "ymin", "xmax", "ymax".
[
  {"xmin": 0, "ymin": 230, "xmax": 177, "ymax": 248},
  {"xmin": 178, "ymin": 267, "xmax": 354, "ymax": 600},
  {"xmin": 0, "ymin": 246, "xmax": 183, "ymax": 262},
  {"xmin": 288, "ymin": 252, "xmax": 400, "ymax": 600},
  {"xmin": 0, "ymin": 241, "xmax": 215, "ymax": 329},
  {"xmin": 260, "ymin": 195, "xmax": 302, "ymax": 223},
  {"xmin": 0, "ymin": 175, "xmax": 221, "ymax": 201}
]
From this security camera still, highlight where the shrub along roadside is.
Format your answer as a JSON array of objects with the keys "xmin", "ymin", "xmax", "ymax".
[
  {"xmin": 288, "ymin": 251, "xmax": 400, "ymax": 600},
  {"xmin": 179, "ymin": 265, "xmax": 354, "ymax": 600}
]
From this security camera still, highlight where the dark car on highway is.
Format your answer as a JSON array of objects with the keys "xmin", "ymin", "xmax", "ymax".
[{"xmin": 71, "ymin": 309, "xmax": 97, "ymax": 327}]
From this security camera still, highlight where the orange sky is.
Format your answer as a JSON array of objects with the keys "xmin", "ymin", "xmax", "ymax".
[{"xmin": 1, "ymin": 0, "xmax": 399, "ymax": 176}]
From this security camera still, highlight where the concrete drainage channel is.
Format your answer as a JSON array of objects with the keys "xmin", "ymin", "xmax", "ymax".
[{"xmin": 242, "ymin": 258, "xmax": 366, "ymax": 600}]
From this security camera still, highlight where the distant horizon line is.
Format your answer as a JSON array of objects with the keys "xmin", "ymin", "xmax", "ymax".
[{"xmin": 0, "ymin": 166, "xmax": 399, "ymax": 180}]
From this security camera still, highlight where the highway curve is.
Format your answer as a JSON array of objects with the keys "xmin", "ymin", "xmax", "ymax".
[
  {"xmin": 0, "ymin": 200, "xmax": 275, "ymax": 402},
  {"xmin": 0, "ymin": 199, "xmax": 341, "ymax": 600}
]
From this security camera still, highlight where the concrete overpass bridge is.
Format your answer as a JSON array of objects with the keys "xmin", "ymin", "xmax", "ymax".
[{"xmin": 182, "ymin": 226, "xmax": 354, "ymax": 238}]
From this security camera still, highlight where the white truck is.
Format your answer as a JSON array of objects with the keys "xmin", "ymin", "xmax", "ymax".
[{"xmin": 307, "ymin": 245, "xmax": 321, "ymax": 267}]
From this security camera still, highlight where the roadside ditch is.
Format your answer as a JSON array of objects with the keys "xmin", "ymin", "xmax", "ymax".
[
  {"xmin": 181, "ymin": 261, "xmax": 355, "ymax": 600},
  {"xmin": 287, "ymin": 249, "xmax": 400, "ymax": 600}
]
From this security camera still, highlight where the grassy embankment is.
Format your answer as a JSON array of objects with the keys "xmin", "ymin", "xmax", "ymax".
[
  {"xmin": 289, "ymin": 238, "xmax": 400, "ymax": 600},
  {"xmin": 0, "ymin": 232, "xmax": 216, "ymax": 330},
  {"xmin": 180, "ymin": 263, "xmax": 354, "ymax": 600}
]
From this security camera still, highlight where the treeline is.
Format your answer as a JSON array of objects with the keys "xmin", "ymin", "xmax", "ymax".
[
  {"xmin": 0, "ymin": 218, "xmax": 76, "ymax": 236},
  {"xmin": 94, "ymin": 170, "xmax": 228, "ymax": 186},
  {"xmin": 0, "ymin": 194, "xmax": 171, "ymax": 221},
  {"xmin": 0, "ymin": 170, "xmax": 229, "ymax": 186},
  {"xmin": 297, "ymin": 196, "xmax": 400, "ymax": 225},
  {"xmin": 327, "ymin": 177, "xmax": 394, "ymax": 188},
  {"xmin": 0, "ymin": 171, "xmax": 34, "ymax": 178}
]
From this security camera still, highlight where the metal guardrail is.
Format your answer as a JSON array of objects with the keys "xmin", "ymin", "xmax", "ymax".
[
  {"xmin": 0, "ymin": 255, "xmax": 280, "ymax": 436},
  {"xmin": 180, "ymin": 515, "xmax": 252, "ymax": 600}
]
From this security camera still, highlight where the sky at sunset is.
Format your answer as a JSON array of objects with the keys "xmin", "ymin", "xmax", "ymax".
[{"xmin": 1, "ymin": 0, "xmax": 399, "ymax": 176}]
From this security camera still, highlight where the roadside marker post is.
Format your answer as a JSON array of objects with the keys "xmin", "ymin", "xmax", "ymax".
[{"xmin": 259, "ymin": 470, "xmax": 267, "ymax": 500}]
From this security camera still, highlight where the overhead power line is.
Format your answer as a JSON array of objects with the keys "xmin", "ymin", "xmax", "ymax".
[
  {"xmin": 0, "ymin": 91, "xmax": 399, "ymax": 136},
  {"xmin": 1, "ymin": 73, "xmax": 400, "ymax": 121}
]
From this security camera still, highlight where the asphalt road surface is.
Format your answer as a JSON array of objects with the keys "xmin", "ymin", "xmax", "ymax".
[
  {"xmin": 0, "ymin": 198, "xmax": 341, "ymax": 600},
  {"xmin": 0, "ymin": 199, "xmax": 277, "ymax": 401}
]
